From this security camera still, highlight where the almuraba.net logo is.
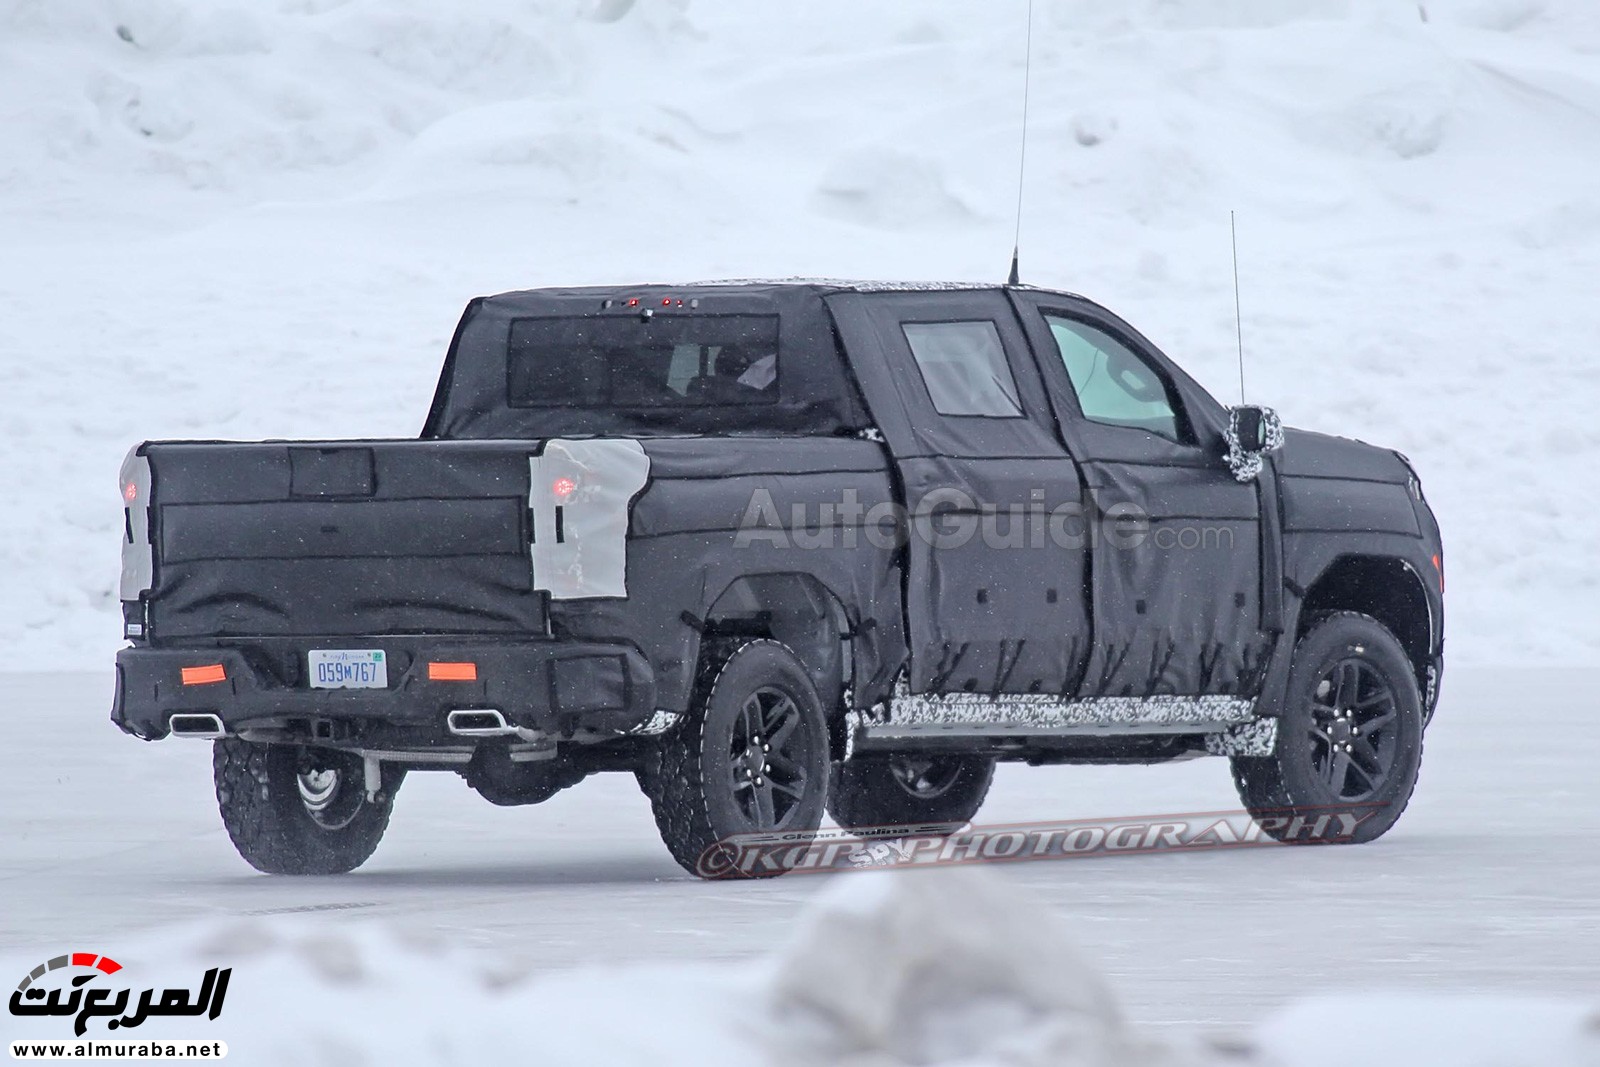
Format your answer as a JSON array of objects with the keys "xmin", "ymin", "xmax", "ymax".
[{"xmin": 9, "ymin": 951, "xmax": 229, "ymax": 1037}]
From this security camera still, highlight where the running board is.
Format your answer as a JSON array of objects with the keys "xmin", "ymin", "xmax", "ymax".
[{"xmin": 846, "ymin": 688, "xmax": 1273, "ymax": 756}]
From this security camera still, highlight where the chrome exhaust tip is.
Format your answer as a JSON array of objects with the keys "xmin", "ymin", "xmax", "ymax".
[
  {"xmin": 446, "ymin": 709, "xmax": 517, "ymax": 738},
  {"xmin": 169, "ymin": 712, "xmax": 226, "ymax": 739}
]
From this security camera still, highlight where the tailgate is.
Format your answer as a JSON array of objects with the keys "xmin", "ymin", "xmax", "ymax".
[{"xmin": 136, "ymin": 441, "xmax": 542, "ymax": 638}]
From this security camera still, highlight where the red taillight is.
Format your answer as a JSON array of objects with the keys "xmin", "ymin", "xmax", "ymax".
[
  {"xmin": 123, "ymin": 482, "xmax": 138, "ymax": 503},
  {"xmin": 552, "ymin": 476, "xmax": 577, "ymax": 498},
  {"xmin": 181, "ymin": 664, "xmax": 226, "ymax": 686},
  {"xmin": 428, "ymin": 662, "xmax": 478, "ymax": 682}
]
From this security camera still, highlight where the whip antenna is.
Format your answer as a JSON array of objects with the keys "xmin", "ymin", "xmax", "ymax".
[
  {"xmin": 1008, "ymin": 0, "xmax": 1035, "ymax": 286},
  {"xmin": 1231, "ymin": 210, "xmax": 1246, "ymax": 403}
]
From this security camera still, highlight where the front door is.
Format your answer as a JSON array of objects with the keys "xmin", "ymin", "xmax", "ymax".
[{"xmin": 1010, "ymin": 292, "xmax": 1271, "ymax": 698}]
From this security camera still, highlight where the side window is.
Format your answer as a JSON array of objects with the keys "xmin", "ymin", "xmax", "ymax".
[
  {"xmin": 1044, "ymin": 314, "xmax": 1182, "ymax": 440},
  {"xmin": 901, "ymin": 320, "xmax": 1023, "ymax": 418}
]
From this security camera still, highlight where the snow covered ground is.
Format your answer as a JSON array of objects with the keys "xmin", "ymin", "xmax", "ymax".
[
  {"xmin": 1, "ymin": 0, "xmax": 1599, "ymax": 665},
  {"xmin": 3, "ymin": 1, "xmax": 1599, "ymax": 1062},
  {"xmin": 2, "ymin": 666, "xmax": 1597, "ymax": 1063}
]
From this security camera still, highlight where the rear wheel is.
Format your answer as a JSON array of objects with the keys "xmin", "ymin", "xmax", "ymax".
[
  {"xmin": 213, "ymin": 740, "xmax": 400, "ymax": 874},
  {"xmin": 640, "ymin": 640, "xmax": 831, "ymax": 879},
  {"xmin": 1231, "ymin": 611, "xmax": 1424, "ymax": 844},
  {"xmin": 828, "ymin": 754, "xmax": 995, "ymax": 833}
]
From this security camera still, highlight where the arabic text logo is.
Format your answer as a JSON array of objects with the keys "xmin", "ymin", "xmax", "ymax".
[{"xmin": 9, "ymin": 951, "xmax": 230, "ymax": 1037}]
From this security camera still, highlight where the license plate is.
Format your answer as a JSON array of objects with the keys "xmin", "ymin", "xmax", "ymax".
[{"xmin": 308, "ymin": 649, "xmax": 388, "ymax": 690}]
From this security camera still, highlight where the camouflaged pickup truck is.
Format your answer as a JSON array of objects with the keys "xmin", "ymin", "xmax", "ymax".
[{"xmin": 113, "ymin": 281, "xmax": 1443, "ymax": 878}]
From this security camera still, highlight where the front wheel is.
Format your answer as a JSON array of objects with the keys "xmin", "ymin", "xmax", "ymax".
[
  {"xmin": 1231, "ymin": 611, "xmax": 1424, "ymax": 844},
  {"xmin": 641, "ymin": 640, "xmax": 831, "ymax": 879},
  {"xmin": 213, "ymin": 740, "xmax": 400, "ymax": 874}
]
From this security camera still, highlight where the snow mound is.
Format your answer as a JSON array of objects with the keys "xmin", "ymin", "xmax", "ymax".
[
  {"xmin": 814, "ymin": 149, "xmax": 981, "ymax": 230},
  {"xmin": 2, "ymin": 866, "xmax": 1594, "ymax": 1066},
  {"xmin": 1256, "ymin": 993, "xmax": 1600, "ymax": 1067},
  {"xmin": 0, "ymin": 0, "xmax": 687, "ymax": 204},
  {"xmin": 768, "ymin": 868, "xmax": 1133, "ymax": 1066},
  {"xmin": 0, "ymin": 912, "xmax": 758, "ymax": 1067}
]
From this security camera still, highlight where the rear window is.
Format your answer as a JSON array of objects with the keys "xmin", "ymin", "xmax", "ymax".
[{"xmin": 508, "ymin": 314, "xmax": 780, "ymax": 409}]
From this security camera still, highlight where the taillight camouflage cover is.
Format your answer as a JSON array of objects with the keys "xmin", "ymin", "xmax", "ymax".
[{"xmin": 529, "ymin": 439, "xmax": 650, "ymax": 600}]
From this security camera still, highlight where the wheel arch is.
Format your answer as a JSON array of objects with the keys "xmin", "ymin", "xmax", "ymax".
[
  {"xmin": 1298, "ymin": 554, "xmax": 1433, "ymax": 693},
  {"xmin": 700, "ymin": 572, "xmax": 853, "ymax": 726}
]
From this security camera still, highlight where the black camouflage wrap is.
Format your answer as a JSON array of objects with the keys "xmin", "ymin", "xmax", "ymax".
[{"xmin": 113, "ymin": 282, "xmax": 1443, "ymax": 749}]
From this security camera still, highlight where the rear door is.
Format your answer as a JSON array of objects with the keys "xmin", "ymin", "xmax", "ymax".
[
  {"xmin": 829, "ymin": 290, "xmax": 1089, "ymax": 697},
  {"xmin": 1009, "ymin": 292, "xmax": 1272, "ymax": 697}
]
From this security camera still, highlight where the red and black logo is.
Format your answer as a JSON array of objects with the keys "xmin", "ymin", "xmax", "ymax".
[{"xmin": 9, "ymin": 951, "xmax": 229, "ymax": 1036}]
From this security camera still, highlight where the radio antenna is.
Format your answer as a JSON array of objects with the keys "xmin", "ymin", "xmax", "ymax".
[
  {"xmin": 1230, "ymin": 210, "xmax": 1246, "ymax": 404},
  {"xmin": 1007, "ymin": 0, "xmax": 1035, "ymax": 287}
]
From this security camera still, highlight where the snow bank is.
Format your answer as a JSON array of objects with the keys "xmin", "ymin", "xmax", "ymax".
[
  {"xmin": 2, "ymin": 0, "xmax": 1599, "ymax": 665},
  {"xmin": 1, "ymin": 867, "xmax": 1593, "ymax": 1066},
  {"xmin": 768, "ymin": 869, "xmax": 1135, "ymax": 1066},
  {"xmin": 1256, "ymin": 992, "xmax": 1600, "ymax": 1067}
]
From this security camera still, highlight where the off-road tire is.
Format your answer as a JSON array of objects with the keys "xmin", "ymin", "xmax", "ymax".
[
  {"xmin": 641, "ymin": 639, "xmax": 830, "ymax": 879},
  {"xmin": 213, "ymin": 739, "xmax": 400, "ymax": 874},
  {"xmin": 827, "ymin": 754, "xmax": 995, "ymax": 834},
  {"xmin": 1231, "ymin": 611, "xmax": 1424, "ymax": 844}
]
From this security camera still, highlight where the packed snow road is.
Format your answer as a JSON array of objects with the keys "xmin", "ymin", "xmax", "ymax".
[{"xmin": 1, "ymin": 665, "xmax": 1591, "ymax": 1030}]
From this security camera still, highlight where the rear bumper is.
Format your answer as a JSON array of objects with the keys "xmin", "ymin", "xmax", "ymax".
[{"xmin": 112, "ymin": 637, "xmax": 657, "ymax": 743}]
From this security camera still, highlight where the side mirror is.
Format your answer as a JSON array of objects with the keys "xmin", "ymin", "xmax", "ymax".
[
  {"xmin": 1225, "ymin": 405, "xmax": 1283, "ymax": 481},
  {"xmin": 1235, "ymin": 406, "xmax": 1270, "ymax": 452}
]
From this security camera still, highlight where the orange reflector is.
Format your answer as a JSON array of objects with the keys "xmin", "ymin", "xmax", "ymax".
[
  {"xmin": 428, "ymin": 662, "xmax": 478, "ymax": 682},
  {"xmin": 181, "ymin": 664, "xmax": 227, "ymax": 686}
]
